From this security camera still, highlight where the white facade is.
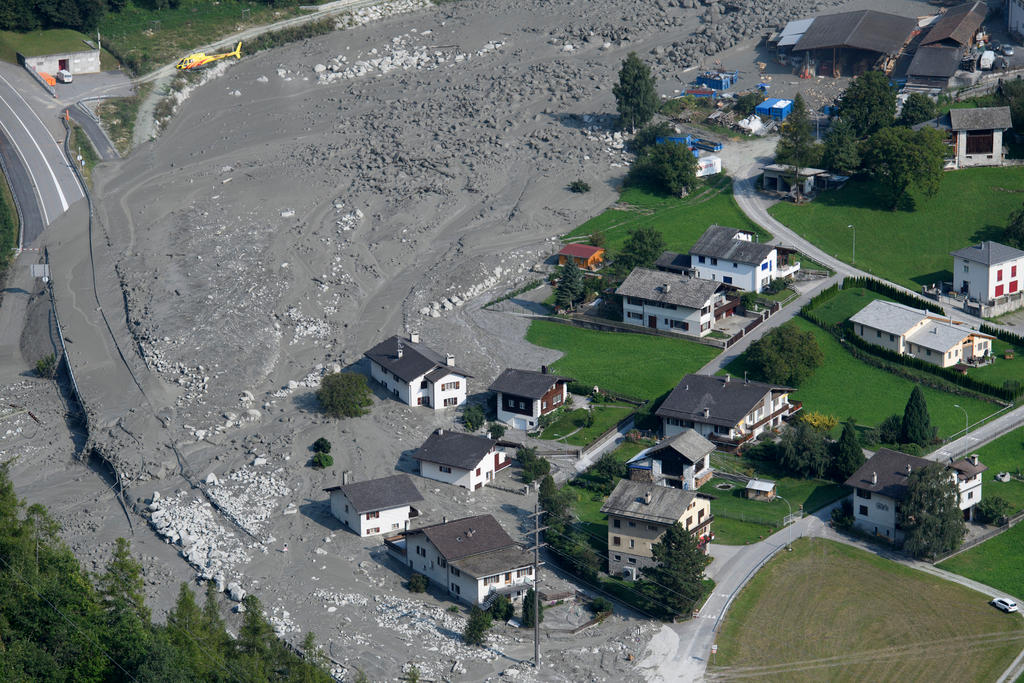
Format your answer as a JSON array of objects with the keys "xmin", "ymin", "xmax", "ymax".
[
  {"xmin": 954, "ymin": 128, "xmax": 1005, "ymax": 168},
  {"xmin": 621, "ymin": 295, "xmax": 716, "ymax": 336},
  {"xmin": 23, "ymin": 49, "xmax": 101, "ymax": 75},
  {"xmin": 495, "ymin": 385, "xmax": 567, "ymax": 430},
  {"xmin": 954, "ymin": 254, "xmax": 1024, "ymax": 303},
  {"xmin": 369, "ymin": 360, "xmax": 467, "ymax": 410},
  {"xmin": 692, "ymin": 248, "xmax": 777, "ymax": 293},
  {"xmin": 1012, "ymin": 0, "xmax": 1024, "ymax": 37},
  {"xmin": 852, "ymin": 488, "xmax": 903, "ymax": 543},
  {"xmin": 662, "ymin": 392, "xmax": 792, "ymax": 442},
  {"xmin": 418, "ymin": 449, "xmax": 510, "ymax": 491},
  {"xmin": 405, "ymin": 536, "xmax": 534, "ymax": 605},
  {"xmin": 328, "ymin": 491, "xmax": 414, "ymax": 537}
]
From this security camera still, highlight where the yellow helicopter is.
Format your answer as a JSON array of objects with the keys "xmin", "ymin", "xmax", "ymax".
[{"xmin": 176, "ymin": 42, "xmax": 242, "ymax": 70}]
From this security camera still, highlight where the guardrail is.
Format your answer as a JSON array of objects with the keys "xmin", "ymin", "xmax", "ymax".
[
  {"xmin": 21, "ymin": 62, "xmax": 56, "ymax": 98},
  {"xmin": 0, "ymin": 130, "xmax": 26, "ymax": 251}
]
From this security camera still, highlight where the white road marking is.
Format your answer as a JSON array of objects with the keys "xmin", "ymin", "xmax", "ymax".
[{"xmin": 0, "ymin": 111, "xmax": 49, "ymax": 224}]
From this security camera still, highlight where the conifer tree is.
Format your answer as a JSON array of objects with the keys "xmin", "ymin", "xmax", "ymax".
[
  {"xmin": 900, "ymin": 386, "xmax": 933, "ymax": 446},
  {"xmin": 614, "ymin": 52, "xmax": 659, "ymax": 131}
]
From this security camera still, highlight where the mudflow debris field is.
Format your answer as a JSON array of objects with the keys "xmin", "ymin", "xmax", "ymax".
[{"xmin": 11, "ymin": 0, "xmax": 936, "ymax": 679}]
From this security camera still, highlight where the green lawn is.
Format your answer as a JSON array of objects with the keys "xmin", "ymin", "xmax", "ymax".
[
  {"xmin": 563, "ymin": 175, "xmax": 768, "ymax": 255},
  {"xmin": 711, "ymin": 516, "xmax": 778, "ymax": 546},
  {"xmin": 968, "ymin": 339, "xmax": 1024, "ymax": 387},
  {"xmin": 539, "ymin": 404, "xmax": 633, "ymax": 446},
  {"xmin": 939, "ymin": 523, "xmax": 1024, "ymax": 601},
  {"xmin": 965, "ymin": 426, "xmax": 1024, "ymax": 514},
  {"xmin": 526, "ymin": 320, "xmax": 721, "ymax": 401},
  {"xmin": 724, "ymin": 318, "xmax": 1001, "ymax": 439},
  {"xmin": 94, "ymin": 85, "xmax": 150, "ymax": 156},
  {"xmin": 0, "ymin": 29, "xmax": 118, "ymax": 69},
  {"xmin": 810, "ymin": 287, "xmax": 896, "ymax": 328},
  {"xmin": 712, "ymin": 538, "xmax": 1024, "ymax": 681},
  {"xmin": 769, "ymin": 168, "xmax": 1024, "ymax": 289}
]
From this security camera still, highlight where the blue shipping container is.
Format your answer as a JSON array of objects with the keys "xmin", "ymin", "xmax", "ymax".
[
  {"xmin": 696, "ymin": 70, "xmax": 739, "ymax": 90},
  {"xmin": 754, "ymin": 98, "xmax": 793, "ymax": 121}
]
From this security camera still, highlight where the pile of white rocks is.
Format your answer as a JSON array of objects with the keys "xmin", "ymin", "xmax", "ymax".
[
  {"xmin": 335, "ymin": 0, "xmax": 433, "ymax": 30},
  {"xmin": 283, "ymin": 305, "xmax": 333, "ymax": 345},
  {"xmin": 270, "ymin": 363, "xmax": 340, "ymax": 399},
  {"xmin": 205, "ymin": 458, "xmax": 292, "ymax": 539},
  {"xmin": 317, "ymin": 33, "xmax": 505, "ymax": 84}
]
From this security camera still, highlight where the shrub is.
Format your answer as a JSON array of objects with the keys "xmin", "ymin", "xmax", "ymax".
[
  {"xmin": 311, "ymin": 452, "xmax": 334, "ymax": 469},
  {"xmin": 518, "ymin": 447, "xmax": 551, "ymax": 484},
  {"xmin": 408, "ymin": 574, "xmax": 429, "ymax": 593},
  {"xmin": 463, "ymin": 404, "xmax": 486, "ymax": 432},
  {"xmin": 463, "ymin": 607, "xmax": 492, "ymax": 646},
  {"xmin": 35, "ymin": 353, "xmax": 57, "ymax": 379},
  {"xmin": 801, "ymin": 411, "xmax": 838, "ymax": 431},
  {"xmin": 569, "ymin": 180, "xmax": 591, "ymax": 193},
  {"xmin": 582, "ymin": 410, "xmax": 596, "ymax": 428},
  {"xmin": 568, "ymin": 381, "xmax": 594, "ymax": 396},
  {"xmin": 312, "ymin": 437, "xmax": 332, "ymax": 454},
  {"xmin": 521, "ymin": 588, "xmax": 544, "ymax": 627},
  {"xmin": 589, "ymin": 597, "xmax": 614, "ymax": 614},
  {"xmin": 487, "ymin": 422, "xmax": 507, "ymax": 439},
  {"xmin": 878, "ymin": 414, "xmax": 903, "ymax": 444},
  {"xmin": 317, "ymin": 372, "xmax": 373, "ymax": 419},
  {"xmin": 488, "ymin": 595, "xmax": 515, "ymax": 622},
  {"xmin": 831, "ymin": 499, "xmax": 854, "ymax": 529},
  {"xmin": 975, "ymin": 496, "xmax": 1010, "ymax": 525}
]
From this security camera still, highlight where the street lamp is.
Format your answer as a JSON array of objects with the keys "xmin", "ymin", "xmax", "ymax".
[
  {"xmin": 848, "ymin": 224, "xmax": 855, "ymax": 265},
  {"xmin": 954, "ymin": 404, "xmax": 968, "ymax": 454}
]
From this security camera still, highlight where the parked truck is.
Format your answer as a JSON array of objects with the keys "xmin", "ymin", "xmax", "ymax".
[{"xmin": 979, "ymin": 50, "xmax": 996, "ymax": 70}]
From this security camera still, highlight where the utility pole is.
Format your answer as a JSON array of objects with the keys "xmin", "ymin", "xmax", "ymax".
[{"xmin": 525, "ymin": 500, "xmax": 547, "ymax": 669}]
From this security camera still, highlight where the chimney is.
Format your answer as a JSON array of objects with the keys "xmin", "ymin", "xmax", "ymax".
[
  {"xmin": 644, "ymin": 490, "xmax": 653, "ymax": 505},
  {"xmin": 541, "ymin": 365, "xmax": 549, "ymax": 374},
  {"xmin": 342, "ymin": 470, "xmax": 352, "ymax": 485},
  {"xmin": 466, "ymin": 527, "xmax": 475, "ymax": 537},
  {"xmin": 871, "ymin": 471, "xmax": 877, "ymax": 485},
  {"xmin": 410, "ymin": 331, "xmax": 420, "ymax": 344},
  {"xmin": 437, "ymin": 428, "xmax": 444, "ymax": 436},
  {"xmin": 972, "ymin": 454, "xmax": 979, "ymax": 466},
  {"xmin": 703, "ymin": 407, "xmax": 710, "ymax": 418},
  {"xmin": 663, "ymin": 283, "xmax": 671, "ymax": 293},
  {"xmin": 906, "ymin": 464, "xmax": 912, "ymax": 474},
  {"xmin": 724, "ymin": 374, "xmax": 730, "ymax": 384},
  {"xmin": 397, "ymin": 346, "xmax": 404, "ymax": 358},
  {"xmin": 443, "ymin": 515, "xmax": 448, "ymax": 524},
  {"xmin": 445, "ymin": 353, "xmax": 455, "ymax": 367}
]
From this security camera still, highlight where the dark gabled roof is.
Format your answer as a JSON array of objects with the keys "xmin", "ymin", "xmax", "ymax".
[
  {"xmin": 907, "ymin": 45, "xmax": 961, "ymax": 78},
  {"xmin": 843, "ymin": 448, "xmax": 929, "ymax": 500},
  {"xmin": 600, "ymin": 479, "xmax": 703, "ymax": 525},
  {"xmin": 794, "ymin": 10, "xmax": 916, "ymax": 55},
  {"xmin": 488, "ymin": 368, "xmax": 572, "ymax": 399},
  {"xmin": 646, "ymin": 429, "xmax": 715, "ymax": 465},
  {"xmin": 364, "ymin": 335, "xmax": 473, "ymax": 384},
  {"xmin": 412, "ymin": 429, "xmax": 496, "ymax": 470},
  {"xmin": 450, "ymin": 545, "xmax": 534, "ymax": 579},
  {"xmin": 324, "ymin": 474, "xmax": 423, "ymax": 513},
  {"xmin": 951, "ymin": 240, "xmax": 1024, "ymax": 266},
  {"xmin": 412, "ymin": 514, "xmax": 517, "ymax": 561},
  {"xmin": 949, "ymin": 106, "xmax": 1012, "ymax": 131},
  {"xmin": 690, "ymin": 225, "xmax": 775, "ymax": 265},
  {"xmin": 655, "ymin": 374, "xmax": 791, "ymax": 428},
  {"xmin": 616, "ymin": 268, "xmax": 723, "ymax": 310},
  {"xmin": 950, "ymin": 456, "xmax": 988, "ymax": 480},
  {"xmin": 655, "ymin": 251, "xmax": 692, "ymax": 273},
  {"xmin": 921, "ymin": 2, "xmax": 986, "ymax": 47}
]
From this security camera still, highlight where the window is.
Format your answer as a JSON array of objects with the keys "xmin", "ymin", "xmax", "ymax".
[
  {"xmin": 451, "ymin": 567, "xmax": 460, "ymax": 577},
  {"xmin": 710, "ymin": 258, "xmax": 718, "ymax": 266},
  {"xmin": 366, "ymin": 511, "xmax": 380, "ymax": 520},
  {"xmin": 366, "ymin": 527, "xmax": 380, "ymax": 534},
  {"xmin": 475, "ymin": 468, "xmax": 481, "ymax": 476},
  {"xmin": 345, "ymin": 505, "xmax": 349, "ymax": 512},
  {"xmin": 697, "ymin": 255, "xmax": 706, "ymax": 264},
  {"xmin": 1013, "ymin": 281, "xmax": 1020, "ymax": 293},
  {"xmin": 443, "ymin": 397, "xmax": 457, "ymax": 407},
  {"xmin": 723, "ymin": 276, "xmax": 733, "ymax": 284},
  {"xmin": 613, "ymin": 554, "xmax": 621, "ymax": 562},
  {"xmin": 998, "ymin": 269, "xmax": 1004, "ymax": 282},
  {"xmin": 627, "ymin": 521, "xmax": 636, "ymax": 528},
  {"xmin": 876, "ymin": 330, "xmax": 882, "ymax": 338},
  {"xmin": 553, "ymin": 394, "xmax": 562, "ymax": 405},
  {"xmin": 612, "ymin": 536, "xmax": 621, "ymax": 546},
  {"xmin": 516, "ymin": 569, "xmax": 530, "ymax": 578},
  {"xmin": 963, "ymin": 264, "xmax": 969, "ymax": 273},
  {"xmin": 629, "ymin": 539, "xmax": 635, "ymax": 549},
  {"xmin": 627, "ymin": 311, "xmax": 643, "ymax": 320},
  {"xmin": 439, "ymin": 465, "xmax": 452, "ymax": 473},
  {"xmin": 392, "ymin": 523, "xmax": 400, "ymax": 530},
  {"xmin": 483, "ymin": 575, "xmax": 500, "ymax": 585},
  {"xmin": 732, "ymin": 262, "xmax": 738, "ymax": 269},
  {"xmin": 420, "ymin": 380, "xmax": 429, "ymax": 389},
  {"xmin": 968, "ymin": 491, "xmax": 974, "ymax": 500},
  {"xmin": 628, "ymin": 557, "xmax": 637, "ymax": 565},
  {"xmin": 416, "ymin": 546, "xmax": 426, "ymax": 557},
  {"xmin": 417, "ymin": 397, "xmax": 428, "ymax": 406},
  {"xmin": 966, "ymin": 130, "xmax": 994, "ymax": 155},
  {"xmin": 648, "ymin": 525, "xmax": 657, "ymax": 531},
  {"xmin": 889, "ymin": 334, "xmax": 895, "ymax": 342},
  {"xmin": 997, "ymin": 284, "xmax": 1006, "ymax": 297},
  {"xmin": 856, "ymin": 489, "xmax": 871, "ymax": 499},
  {"xmin": 858, "ymin": 505, "xmax": 868, "ymax": 516},
  {"xmin": 698, "ymin": 508, "xmax": 705, "ymax": 520},
  {"xmin": 685, "ymin": 516, "xmax": 693, "ymax": 528},
  {"xmin": 761, "ymin": 261, "xmax": 769, "ymax": 271},
  {"xmin": 613, "ymin": 519, "xmax": 620, "ymax": 528},
  {"xmin": 507, "ymin": 398, "xmax": 515, "ymax": 407},
  {"xmin": 441, "ymin": 381, "xmax": 460, "ymax": 391},
  {"xmin": 519, "ymin": 401, "xmax": 526, "ymax": 409},
  {"xmin": 450, "ymin": 583, "xmax": 460, "ymax": 594},
  {"xmin": 701, "ymin": 305, "xmax": 711, "ymax": 316}
]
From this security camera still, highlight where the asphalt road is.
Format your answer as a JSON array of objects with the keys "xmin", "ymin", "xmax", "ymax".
[
  {"xmin": 68, "ymin": 105, "xmax": 119, "ymax": 161},
  {"xmin": 0, "ymin": 64, "xmax": 83, "ymax": 227},
  {"xmin": 0, "ymin": 129, "xmax": 44, "ymax": 247}
]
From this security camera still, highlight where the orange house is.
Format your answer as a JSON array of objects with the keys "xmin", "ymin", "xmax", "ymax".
[{"xmin": 558, "ymin": 243, "xmax": 605, "ymax": 270}]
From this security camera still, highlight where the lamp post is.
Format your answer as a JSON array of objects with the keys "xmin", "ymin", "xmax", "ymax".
[
  {"xmin": 954, "ymin": 404, "xmax": 968, "ymax": 455},
  {"xmin": 848, "ymin": 224, "xmax": 855, "ymax": 265},
  {"xmin": 778, "ymin": 494, "xmax": 793, "ymax": 550}
]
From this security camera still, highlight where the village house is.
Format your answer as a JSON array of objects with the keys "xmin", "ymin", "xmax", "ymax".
[
  {"xmin": 844, "ymin": 448, "xmax": 987, "ymax": 543},
  {"xmin": 656, "ymin": 374, "xmax": 799, "ymax": 448},
  {"xmin": 489, "ymin": 367, "xmax": 572, "ymax": 431},
  {"xmin": 411, "ymin": 428, "xmax": 511, "ymax": 490},
  {"xmin": 324, "ymin": 474, "xmax": 423, "ymax": 537},
  {"xmin": 364, "ymin": 333, "xmax": 471, "ymax": 409},
  {"xmin": 626, "ymin": 429, "xmax": 715, "ymax": 491},
  {"xmin": 849, "ymin": 299, "xmax": 993, "ymax": 368},
  {"xmin": 385, "ymin": 514, "xmax": 535, "ymax": 606},
  {"xmin": 601, "ymin": 479, "xmax": 713, "ymax": 580},
  {"xmin": 557, "ymin": 243, "xmax": 605, "ymax": 270},
  {"xmin": 690, "ymin": 225, "xmax": 788, "ymax": 293},
  {"xmin": 918, "ymin": 107, "xmax": 1013, "ymax": 168},
  {"xmin": 616, "ymin": 267, "xmax": 730, "ymax": 337},
  {"xmin": 951, "ymin": 241, "xmax": 1024, "ymax": 316}
]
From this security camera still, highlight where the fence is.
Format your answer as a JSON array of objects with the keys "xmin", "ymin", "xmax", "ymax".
[
  {"xmin": 19, "ymin": 58, "xmax": 56, "ymax": 97},
  {"xmin": 930, "ymin": 509, "xmax": 1024, "ymax": 564}
]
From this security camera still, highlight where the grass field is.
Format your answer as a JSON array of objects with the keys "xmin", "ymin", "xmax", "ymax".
[
  {"xmin": 526, "ymin": 320, "xmax": 721, "ymax": 401},
  {"xmin": 724, "ymin": 318, "xmax": 1001, "ymax": 439},
  {"xmin": 0, "ymin": 164, "xmax": 17, "ymax": 271},
  {"xmin": 963, "ymin": 426, "xmax": 1024, "ymax": 514},
  {"xmin": 769, "ymin": 168, "xmax": 1024, "ymax": 289},
  {"xmin": 711, "ymin": 538, "xmax": 1024, "ymax": 681},
  {"xmin": 939, "ymin": 523, "xmax": 1024, "ymax": 601},
  {"xmin": 539, "ymin": 404, "xmax": 633, "ymax": 446},
  {"xmin": 0, "ymin": 29, "xmax": 118, "ymax": 69},
  {"xmin": 562, "ymin": 175, "xmax": 769, "ymax": 255},
  {"xmin": 810, "ymin": 287, "xmax": 896, "ymax": 328}
]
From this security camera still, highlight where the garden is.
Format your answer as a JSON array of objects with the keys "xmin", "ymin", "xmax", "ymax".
[{"xmin": 539, "ymin": 403, "xmax": 634, "ymax": 446}]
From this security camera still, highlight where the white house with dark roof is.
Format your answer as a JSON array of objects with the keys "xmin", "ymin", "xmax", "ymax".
[
  {"xmin": 952, "ymin": 241, "xmax": 1024, "ymax": 314},
  {"xmin": 616, "ymin": 267, "xmax": 729, "ymax": 337},
  {"xmin": 689, "ymin": 225, "xmax": 781, "ymax": 293},
  {"xmin": 655, "ymin": 374, "xmax": 799, "ymax": 448},
  {"xmin": 385, "ymin": 514, "xmax": 534, "ymax": 605},
  {"xmin": 412, "ymin": 429, "xmax": 511, "ymax": 490},
  {"xmin": 849, "ymin": 299, "xmax": 993, "ymax": 368},
  {"xmin": 626, "ymin": 429, "xmax": 715, "ymax": 491},
  {"xmin": 324, "ymin": 473, "xmax": 423, "ymax": 537},
  {"xmin": 601, "ymin": 479, "xmax": 713, "ymax": 579},
  {"xmin": 489, "ymin": 367, "xmax": 572, "ymax": 431},
  {"xmin": 918, "ymin": 107, "xmax": 1013, "ymax": 168},
  {"xmin": 363, "ymin": 333, "xmax": 471, "ymax": 409}
]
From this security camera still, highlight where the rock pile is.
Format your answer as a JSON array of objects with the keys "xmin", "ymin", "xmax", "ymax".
[
  {"xmin": 335, "ymin": 0, "xmax": 432, "ymax": 30},
  {"xmin": 205, "ymin": 458, "xmax": 292, "ymax": 539},
  {"xmin": 316, "ymin": 34, "xmax": 504, "ymax": 83}
]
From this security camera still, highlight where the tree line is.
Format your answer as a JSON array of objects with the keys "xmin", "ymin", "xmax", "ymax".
[{"xmin": 0, "ymin": 464, "xmax": 333, "ymax": 682}]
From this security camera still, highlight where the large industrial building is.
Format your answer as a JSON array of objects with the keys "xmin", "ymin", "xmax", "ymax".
[{"xmin": 790, "ymin": 9, "xmax": 918, "ymax": 77}]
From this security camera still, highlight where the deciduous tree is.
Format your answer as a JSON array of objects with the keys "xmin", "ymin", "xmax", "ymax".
[
  {"xmin": 629, "ymin": 141, "xmax": 699, "ymax": 197},
  {"xmin": 899, "ymin": 462, "xmax": 966, "ymax": 559},
  {"xmin": 617, "ymin": 226, "xmax": 667, "ymax": 272},
  {"xmin": 1004, "ymin": 203, "xmax": 1024, "ymax": 249},
  {"xmin": 614, "ymin": 52, "xmax": 659, "ymax": 131},
  {"xmin": 775, "ymin": 94, "xmax": 816, "ymax": 199},
  {"xmin": 897, "ymin": 92, "xmax": 937, "ymax": 126},
  {"xmin": 838, "ymin": 71, "xmax": 896, "ymax": 138},
  {"xmin": 780, "ymin": 421, "xmax": 830, "ymax": 479},
  {"xmin": 861, "ymin": 126, "xmax": 945, "ymax": 210},
  {"xmin": 317, "ymin": 372, "xmax": 373, "ymax": 418},
  {"xmin": 821, "ymin": 118, "xmax": 861, "ymax": 175},
  {"xmin": 746, "ymin": 325, "xmax": 824, "ymax": 387}
]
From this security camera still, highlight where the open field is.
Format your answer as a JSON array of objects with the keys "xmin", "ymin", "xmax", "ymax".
[
  {"xmin": 939, "ymin": 523, "xmax": 1024, "ymax": 601},
  {"xmin": 700, "ymin": 475, "xmax": 847, "ymax": 527},
  {"xmin": 963, "ymin": 426, "xmax": 1024, "ymax": 514},
  {"xmin": 0, "ymin": 29, "xmax": 118, "ymax": 69},
  {"xmin": 724, "ymin": 318, "xmax": 1001, "ymax": 439},
  {"xmin": 769, "ymin": 168, "xmax": 1024, "ymax": 289},
  {"xmin": 811, "ymin": 286, "xmax": 896, "ymax": 327},
  {"xmin": 563, "ymin": 175, "xmax": 768, "ymax": 255},
  {"xmin": 711, "ymin": 538, "xmax": 1024, "ymax": 681},
  {"xmin": 526, "ymin": 320, "xmax": 721, "ymax": 401},
  {"xmin": 540, "ymin": 403, "xmax": 633, "ymax": 445}
]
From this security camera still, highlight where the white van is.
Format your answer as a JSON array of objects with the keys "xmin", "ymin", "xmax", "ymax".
[{"xmin": 56, "ymin": 70, "xmax": 72, "ymax": 83}]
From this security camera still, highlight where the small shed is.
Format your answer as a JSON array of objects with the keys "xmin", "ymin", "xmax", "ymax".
[
  {"xmin": 762, "ymin": 164, "xmax": 827, "ymax": 195},
  {"xmin": 558, "ymin": 243, "xmax": 605, "ymax": 270},
  {"xmin": 755, "ymin": 98, "xmax": 793, "ymax": 121},
  {"xmin": 745, "ymin": 478, "xmax": 777, "ymax": 501}
]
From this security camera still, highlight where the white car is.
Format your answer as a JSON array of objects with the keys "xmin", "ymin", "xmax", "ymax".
[
  {"xmin": 56, "ymin": 69, "xmax": 72, "ymax": 83},
  {"xmin": 992, "ymin": 598, "xmax": 1018, "ymax": 613}
]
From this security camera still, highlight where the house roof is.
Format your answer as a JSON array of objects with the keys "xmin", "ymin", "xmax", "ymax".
[
  {"xmin": 646, "ymin": 429, "xmax": 715, "ymax": 465},
  {"xmin": 690, "ymin": 225, "xmax": 776, "ymax": 265},
  {"xmin": 558, "ymin": 243, "xmax": 605, "ymax": 259},
  {"xmin": 951, "ymin": 240, "xmax": 1024, "ymax": 266},
  {"xmin": 655, "ymin": 374, "xmax": 791, "ymax": 429},
  {"xmin": 950, "ymin": 457, "xmax": 988, "ymax": 480},
  {"xmin": 412, "ymin": 429, "xmax": 496, "ymax": 470},
  {"xmin": 850, "ymin": 299, "xmax": 935, "ymax": 337},
  {"xmin": 600, "ymin": 479, "xmax": 703, "ymax": 525},
  {"xmin": 776, "ymin": 17, "xmax": 815, "ymax": 48},
  {"xmin": 843, "ymin": 448, "xmax": 925, "ymax": 500},
  {"xmin": 413, "ymin": 514, "xmax": 518, "ymax": 562},
  {"xmin": 364, "ymin": 335, "xmax": 473, "ymax": 384},
  {"xmin": 615, "ymin": 268, "xmax": 723, "ymax": 310},
  {"xmin": 449, "ymin": 545, "xmax": 534, "ymax": 579},
  {"xmin": 762, "ymin": 164, "xmax": 828, "ymax": 177},
  {"xmin": 921, "ymin": 2, "xmax": 986, "ymax": 47},
  {"xmin": 323, "ymin": 474, "xmax": 423, "ymax": 513},
  {"xmin": 488, "ymin": 368, "xmax": 572, "ymax": 399},
  {"xmin": 655, "ymin": 251, "xmax": 692, "ymax": 273},
  {"xmin": 906, "ymin": 319, "xmax": 992, "ymax": 354},
  {"xmin": 793, "ymin": 10, "xmax": 916, "ymax": 55},
  {"xmin": 907, "ymin": 45, "xmax": 962, "ymax": 78},
  {"xmin": 949, "ymin": 106, "xmax": 1013, "ymax": 131},
  {"xmin": 746, "ymin": 478, "xmax": 776, "ymax": 493}
]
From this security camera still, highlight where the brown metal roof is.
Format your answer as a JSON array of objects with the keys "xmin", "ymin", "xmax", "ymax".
[
  {"xmin": 921, "ymin": 2, "xmax": 986, "ymax": 47},
  {"xmin": 794, "ymin": 10, "xmax": 916, "ymax": 55},
  {"xmin": 413, "ymin": 514, "xmax": 518, "ymax": 561}
]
